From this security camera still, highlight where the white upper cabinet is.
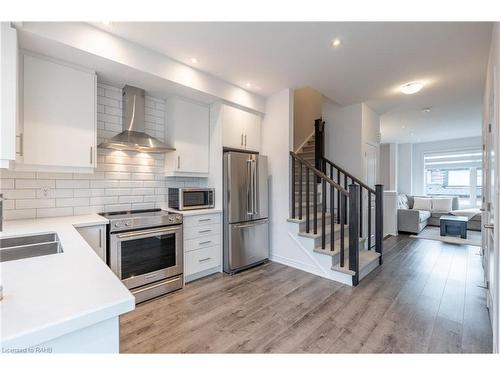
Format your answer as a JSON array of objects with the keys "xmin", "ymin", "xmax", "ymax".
[
  {"xmin": 165, "ymin": 97, "xmax": 210, "ymax": 177},
  {"xmin": 16, "ymin": 52, "xmax": 96, "ymax": 172},
  {"xmin": 221, "ymin": 104, "xmax": 261, "ymax": 152},
  {"xmin": 0, "ymin": 23, "xmax": 18, "ymax": 168}
]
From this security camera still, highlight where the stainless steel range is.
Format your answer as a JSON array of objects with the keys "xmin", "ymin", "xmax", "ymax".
[{"xmin": 100, "ymin": 209, "xmax": 183, "ymax": 304}]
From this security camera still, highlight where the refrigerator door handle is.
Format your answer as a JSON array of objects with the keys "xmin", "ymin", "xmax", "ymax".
[
  {"xmin": 246, "ymin": 159, "xmax": 253, "ymax": 215},
  {"xmin": 252, "ymin": 159, "xmax": 258, "ymax": 214}
]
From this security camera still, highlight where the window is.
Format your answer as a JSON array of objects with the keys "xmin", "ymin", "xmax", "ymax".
[{"xmin": 424, "ymin": 149, "xmax": 482, "ymax": 208}]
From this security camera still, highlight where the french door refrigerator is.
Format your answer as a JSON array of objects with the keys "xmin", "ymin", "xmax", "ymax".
[{"xmin": 223, "ymin": 151, "xmax": 269, "ymax": 274}]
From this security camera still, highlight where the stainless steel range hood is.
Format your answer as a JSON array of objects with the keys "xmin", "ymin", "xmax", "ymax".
[{"xmin": 98, "ymin": 85, "xmax": 175, "ymax": 153}]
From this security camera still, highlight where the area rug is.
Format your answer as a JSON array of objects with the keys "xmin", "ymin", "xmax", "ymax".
[{"xmin": 410, "ymin": 226, "xmax": 482, "ymax": 247}]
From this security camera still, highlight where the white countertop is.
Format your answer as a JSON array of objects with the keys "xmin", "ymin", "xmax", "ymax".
[
  {"xmin": 0, "ymin": 214, "xmax": 135, "ymax": 349},
  {"xmin": 165, "ymin": 208, "xmax": 222, "ymax": 217}
]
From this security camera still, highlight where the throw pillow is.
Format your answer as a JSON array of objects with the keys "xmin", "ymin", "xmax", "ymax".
[
  {"xmin": 432, "ymin": 198, "xmax": 453, "ymax": 212},
  {"xmin": 413, "ymin": 197, "xmax": 432, "ymax": 211}
]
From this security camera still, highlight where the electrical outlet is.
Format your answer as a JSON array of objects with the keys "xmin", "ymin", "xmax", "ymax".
[{"xmin": 40, "ymin": 186, "xmax": 51, "ymax": 198}]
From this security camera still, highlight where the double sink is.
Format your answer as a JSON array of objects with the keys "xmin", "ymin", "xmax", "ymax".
[{"xmin": 0, "ymin": 233, "xmax": 63, "ymax": 263}]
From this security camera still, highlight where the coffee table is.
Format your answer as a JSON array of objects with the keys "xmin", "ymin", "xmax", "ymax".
[{"xmin": 440, "ymin": 215, "xmax": 469, "ymax": 239}]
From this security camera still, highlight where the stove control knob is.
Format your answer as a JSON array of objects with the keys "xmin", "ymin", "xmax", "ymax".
[{"xmin": 124, "ymin": 222, "xmax": 130, "ymax": 227}]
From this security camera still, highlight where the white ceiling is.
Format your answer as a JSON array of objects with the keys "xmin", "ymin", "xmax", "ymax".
[{"xmin": 95, "ymin": 22, "xmax": 492, "ymax": 143}]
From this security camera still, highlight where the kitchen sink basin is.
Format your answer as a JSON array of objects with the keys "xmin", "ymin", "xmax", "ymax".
[{"xmin": 0, "ymin": 233, "xmax": 63, "ymax": 262}]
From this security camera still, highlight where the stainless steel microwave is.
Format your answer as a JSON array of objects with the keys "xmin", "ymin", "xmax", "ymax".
[{"xmin": 168, "ymin": 188, "xmax": 215, "ymax": 210}]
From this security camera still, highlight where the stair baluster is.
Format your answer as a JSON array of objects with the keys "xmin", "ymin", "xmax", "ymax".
[{"xmin": 306, "ymin": 168, "xmax": 310, "ymax": 233}]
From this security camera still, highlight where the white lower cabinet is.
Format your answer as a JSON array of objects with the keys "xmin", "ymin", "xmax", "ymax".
[
  {"xmin": 75, "ymin": 224, "xmax": 106, "ymax": 262},
  {"xmin": 183, "ymin": 212, "xmax": 222, "ymax": 283}
]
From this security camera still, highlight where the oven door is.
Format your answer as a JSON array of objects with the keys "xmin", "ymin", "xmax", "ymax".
[{"xmin": 109, "ymin": 225, "xmax": 183, "ymax": 289}]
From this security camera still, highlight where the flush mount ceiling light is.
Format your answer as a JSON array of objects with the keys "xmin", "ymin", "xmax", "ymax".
[
  {"xmin": 400, "ymin": 81, "xmax": 424, "ymax": 95},
  {"xmin": 331, "ymin": 38, "xmax": 341, "ymax": 48},
  {"xmin": 190, "ymin": 57, "xmax": 198, "ymax": 64},
  {"xmin": 421, "ymin": 107, "xmax": 432, "ymax": 113}
]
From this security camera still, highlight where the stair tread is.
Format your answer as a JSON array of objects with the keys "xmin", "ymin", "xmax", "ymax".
[
  {"xmin": 287, "ymin": 212, "xmax": 333, "ymax": 223},
  {"xmin": 297, "ymin": 223, "xmax": 345, "ymax": 238},
  {"xmin": 331, "ymin": 250, "xmax": 380, "ymax": 275}
]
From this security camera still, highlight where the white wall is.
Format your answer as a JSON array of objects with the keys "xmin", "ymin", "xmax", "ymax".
[
  {"xmin": 397, "ymin": 143, "xmax": 413, "ymax": 195},
  {"xmin": 323, "ymin": 103, "xmax": 363, "ymax": 179},
  {"xmin": 261, "ymin": 88, "xmax": 319, "ymax": 270},
  {"xmin": 380, "ymin": 143, "xmax": 398, "ymax": 191},
  {"xmin": 482, "ymin": 22, "xmax": 500, "ymax": 353},
  {"xmin": 0, "ymin": 83, "xmax": 207, "ymax": 220},
  {"xmin": 411, "ymin": 136, "xmax": 482, "ymax": 195}
]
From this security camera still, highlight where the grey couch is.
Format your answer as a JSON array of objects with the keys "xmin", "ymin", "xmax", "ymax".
[{"xmin": 397, "ymin": 194, "xmax": 481, "ymax": 234}]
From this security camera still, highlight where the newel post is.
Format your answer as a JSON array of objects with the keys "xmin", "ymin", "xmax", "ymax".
[
  {"xmin": 375, "ymin": 184, "xmax": 384, "ymax": 265},
  {"xmin": 348, "ymin": 184, "xmax": 360, "ymax": 286}
]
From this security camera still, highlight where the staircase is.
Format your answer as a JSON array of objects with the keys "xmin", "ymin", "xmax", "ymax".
[{"xmin": 287, "ymin": 120, "xmax": 383, "ymax": 286}]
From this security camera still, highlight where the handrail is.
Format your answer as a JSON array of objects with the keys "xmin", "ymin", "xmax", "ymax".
[
  {"xmin": 321, "ymin": 157, "xmax": 376, "ymax": 194},
  {"xmin": 290, "ymin": 152, "xmax": 348, "ymax": 195}
]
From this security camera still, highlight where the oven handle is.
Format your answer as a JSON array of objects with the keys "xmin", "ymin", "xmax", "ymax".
[{"xmin": 116, "ymin": 226, "xmax": 180, "ymax": 239}]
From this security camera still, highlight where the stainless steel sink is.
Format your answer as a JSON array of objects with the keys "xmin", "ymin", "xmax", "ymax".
[{"xmin": 0, "ymin": 233, "xmax": 63, "ymax": 262}]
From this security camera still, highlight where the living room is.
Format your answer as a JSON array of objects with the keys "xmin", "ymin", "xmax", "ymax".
[{"xmin": 381, "ymin": 116, "xmax": 483, "ymax": 245}]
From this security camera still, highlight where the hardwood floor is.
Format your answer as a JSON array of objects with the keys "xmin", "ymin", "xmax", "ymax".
[{"xmin": 120, "ymin": 235, "xmax": 493, "ymax": 353}]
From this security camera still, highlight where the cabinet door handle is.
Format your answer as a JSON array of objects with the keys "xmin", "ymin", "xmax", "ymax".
[
  {"xmin": 90, "ymin": 146, "xmax": 93, "ymax": 165},
  {"xmin": 241, "ymin": 133, "xmax": 244, "ymax": 146},
  {"xmin": 177, "ymin": 155, "xmax": 180, "ymax": 169},
  {"xmin": 244, "ymin": 134, "xmax": 247, "ymax": 147},
  {"xmin": 99, "ymin": 228, "xmax": 102, "ymax": 248},
  {"xmin": 16, "ymin": 134, "xmax": 23, "ymax": 156}
]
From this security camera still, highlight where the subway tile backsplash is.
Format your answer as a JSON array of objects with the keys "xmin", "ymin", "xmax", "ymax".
[{"xmin": 0, "ymin": 82, "xmax": 208, "ymax": 220}]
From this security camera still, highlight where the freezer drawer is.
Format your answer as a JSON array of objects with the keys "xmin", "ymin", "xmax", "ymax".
[{"xmin": 225, "ymin": 219, "xmax": 269, "ymax": 273}]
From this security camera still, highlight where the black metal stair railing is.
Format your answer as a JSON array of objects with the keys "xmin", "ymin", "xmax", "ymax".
[
  {"xmin": 290, "ymin": 151, "xmax": 361, "ymax": 285},
  {"xmin": 312, "ymin": 117, "xmax": 384, "ymax": 265}
]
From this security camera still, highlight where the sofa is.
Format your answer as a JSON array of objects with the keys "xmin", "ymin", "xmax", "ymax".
[{"xmin": 397, "ymin": 194, "xmax": 482, "ymax": 234}]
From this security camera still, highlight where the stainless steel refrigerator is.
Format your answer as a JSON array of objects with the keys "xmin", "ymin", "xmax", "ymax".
[{"xmin": 223, "ymin": 151, "xmax": 269, "ymax": 274}]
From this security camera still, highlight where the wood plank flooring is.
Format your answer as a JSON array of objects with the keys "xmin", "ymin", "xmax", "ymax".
[{"xmin": 120, "ymin": 235, "xmax": 493, "ymax": 353}]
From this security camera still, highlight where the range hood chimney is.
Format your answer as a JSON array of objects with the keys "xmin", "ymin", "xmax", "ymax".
[{"xmin": 98, "ymin": 85, "xmax": 175, "ymax": 153}]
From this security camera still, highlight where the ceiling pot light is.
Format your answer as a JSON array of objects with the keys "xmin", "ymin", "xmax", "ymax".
[
  {"xmin": 190, "ymin": 57, "xmax": 198, "ymax": 64},
  {"xmin": 331, "ymin": 38, "xmax": 341, "ymax": 48},
  {"xmin": 400, "ymin": 81, "xmax": 424, "ymax": 95},
  {"xmin": 401, "ymin": 125, "xmax": 406, "ymax": 129},
  {"xmin": 245, "ymin": 82, "xmax": 252, "ymax": 88}
]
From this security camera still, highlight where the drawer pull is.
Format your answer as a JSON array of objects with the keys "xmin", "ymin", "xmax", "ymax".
[
  {"xmin": 199, "ymin": 229, "xmax": 212, "ymax": 233},
  {"xmin": 198, "ymin": 257, "xmax": 212, "ymax": 262},
  {"xmin": 199, "ymin": 240, "xmax": 212, "ymax": 245},
  {"xmin": 198, "ymin": 218, "xmax": 212, "ymax": 222}
]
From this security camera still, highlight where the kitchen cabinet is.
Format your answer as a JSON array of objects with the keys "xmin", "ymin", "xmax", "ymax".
[
  {"xmin": 14, "ymin": 51, "xmax": 96, "ymax": 172},
  {"xmin": 75, "ymin": 224, "xmax": 106, "ymax": 263},
  {"xmin": 165, "ymin": 97, "xmax": 210, "ymax": 177},
  {"xmin": 183, "ymin": 212, "xmax": 222, "ymax": 282},
  {"xmin": 0, "ymin": 23, "xmax": 18, "ymax": 168},
  {"xmin": 221, "ymin": 104, "xmax": 261, "ymax": 152}
]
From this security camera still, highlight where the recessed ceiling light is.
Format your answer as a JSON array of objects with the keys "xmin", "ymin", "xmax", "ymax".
[
  {"xmin": 245, "ymin": 82, "xmax": 252, "ymax": 88},
  {"xmin": 400, "ymin": 81, "xmax": 424, "ymax": 95},
  {"xmin": 331, "ymin": 38, "xmax": 341, "ymax": 48},
  {"xmin": 190, "ymin": 57, "xmax": 198, "ymax": 64},
  {"xmin": 401, "ymin": 125, "xmax": 406, "ymax": 129},
  {"xmin": 421, "ymin": 107, "xmax": 431, "ymax": 113}
]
